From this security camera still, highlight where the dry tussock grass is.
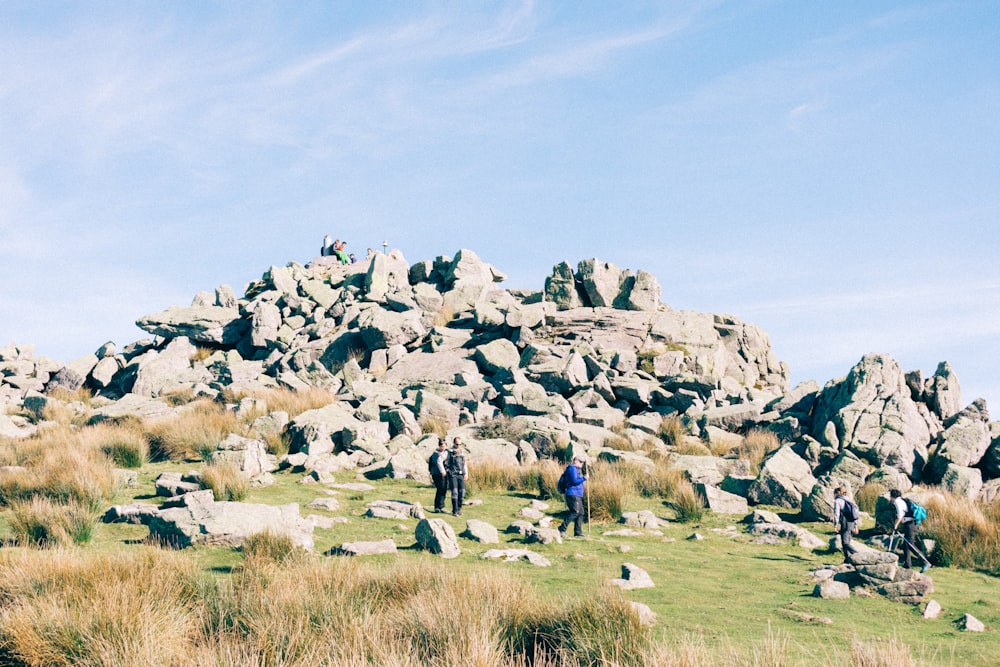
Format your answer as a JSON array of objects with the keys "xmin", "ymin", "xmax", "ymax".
[
  {"xmin": 202, "ymin": 460, "xmax": 250, "ymax": 501},
  {"xmin": 658, "ymin": 416, "xmax": 686, "ymax": 448},
  {"xmin": 0, "ymin": 427, "xmax": 118, "ymax": 511},
  {"xmin": 7, "ymin": 497, "xmax": 99, "ymax": 547},
  {"xmin": 239, "ymin": 386, "xmax": 339, "ymax": 419},
  {"xmin": 736, "ymin": 429, "xmax": 781, "ymax": 474},
  {"xmin": 0, "ymin": 547, "xmax": 201, "ymax": 666},
  {"xmin": 924, "ymin": 492, "xmax": 1000, "ymax": 575},
  {"xmin": 145, "ymin": 399, "xmax": 241, "ymax": 461}
]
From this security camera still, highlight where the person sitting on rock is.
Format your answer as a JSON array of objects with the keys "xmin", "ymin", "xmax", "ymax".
[{"xmin": 332, "ymin": 239, "xmax": 349, "ymax": 265}]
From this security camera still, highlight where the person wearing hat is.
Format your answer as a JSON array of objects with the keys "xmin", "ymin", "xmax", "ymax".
[
  {"xmin": 446, "ymin": 437, "xmax": 468, "ymax": 516},
  {"xmin": 558, "ymin": 455, "xmax": 588, "ymax": 538}
]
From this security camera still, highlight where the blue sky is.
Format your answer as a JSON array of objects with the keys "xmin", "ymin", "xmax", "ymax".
[{"xmin": 2, "ymin": 1, "xmax": 998, "ymax": 412}]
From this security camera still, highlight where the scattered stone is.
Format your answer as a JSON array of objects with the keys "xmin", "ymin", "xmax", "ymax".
[
  {"xmin": 329, "ymin": 539, "xmax": 398, "ymax": 556},
  {"xmin": 609, "ymin": 563, "xmax": 655, "ymax": 590},
  {"xmin": 923, "ymin": 600, "xmax": 942, "ymax": 619},
  {"xmin": 959, "ymin": 613, "xmax": 985, "ymax": 632},
  {"xmin": 462, "ymin": 519, "xmax": 500, "ymax": 544},
  {"xmin": 480, "ymin": 549, "xmax": 551, "ymax": 567},
  {"xmin": 813, "ymin": 580, "xmax": 851, "ymax": 600},
  {"xmin": 415, "ymin": 518, "xmax": 460, "ymax": 558}
]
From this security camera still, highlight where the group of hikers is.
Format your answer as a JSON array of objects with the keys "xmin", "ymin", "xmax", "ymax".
[
  {"xmin": 431, "ymin": 439, "xmax": 929, "ymax": 561},
  {"xmin": 320, "ymin": 235, "xmax": 380, "ymax": 265},
  {"xmin": 833, "ymin": 486, "xmax": 931, "ymax": 572},
  {"xmin": 428, "ymin": 437, "xmax": 469, "ymax": 516},
  {"xmin": 428, "ymin": 439, "xmax": 589, "ymax": 537}
]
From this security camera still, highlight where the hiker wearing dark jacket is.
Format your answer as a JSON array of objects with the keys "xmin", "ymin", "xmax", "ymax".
[
  {"xmin": 558, "ymin": 456, "xmax": 588, "ymax": 538},
  {"xmin": 428, "ymin": 440, "xmax": 449, "ymax": 513},
  {"xmin": 447, "ymin": 437, "xmax": 468, "ymax": 516},
  {"xmin": 832, "ymin": 486, "xmax": 857, "ymax": 565}
]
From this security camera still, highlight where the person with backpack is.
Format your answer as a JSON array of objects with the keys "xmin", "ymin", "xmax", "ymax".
[
  {"xmin": 890, "ymin": 488, "xmax": 932, "ymax": 572},
  {"xmin": 427, "ymin": 439, "xmax": 450, "ymax": 513},
  {"xmin": 832, "ymin": 486, "xmax": 859, "ymax": 565},
  {"xmin": 446, "ymin": 437, "xmax": 468, "ymax": 516},
  {"xmin": 557, "ymin": 455, "xmax": 588, "ymax": 538}
]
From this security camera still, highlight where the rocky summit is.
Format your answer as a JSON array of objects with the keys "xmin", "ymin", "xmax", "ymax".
[{"xmin": 2, "ymin": 248, "xmax": 999, "ymax": 584}]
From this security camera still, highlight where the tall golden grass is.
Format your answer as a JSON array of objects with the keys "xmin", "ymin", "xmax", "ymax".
[
  {"xmin": 923, "ymin": 492, "xmax": 1000, "ymax": 575},
  {"xmin": 0, "ymin": 427, "xmax": 118, "ymax": 512},
  {"xmin": 0, "ymin": 545, "xmax": 934, "ymax": 666},
  {"xmin": 658, "ymin": 416, "xmax": 686, "ymax": 448},
  {"xmin": 201, "ymin": 460, "xmax": 250, "ymax": 502},
  {"xmin": 736, "ymin": 429, "xmax": 781, "ymax": 474},
  {"xmin": 0, "ymin": 548, "xmax": 201, "ymax": 666},
  {"xmin": 856, "ymin": 480, "xmax": 889, "ymax": 516},
  {"xmin": 145, "ymin": 399, "xmax": 241, "ymax": 461},
  {"xmin": 7, "ymin": 497, "xmax": 99, "ymax": 547}
]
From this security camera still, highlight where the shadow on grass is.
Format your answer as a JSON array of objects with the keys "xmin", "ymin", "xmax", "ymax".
[{"xmin": 751, "ymin": 554, "xmax": 815, "ymax": 562}]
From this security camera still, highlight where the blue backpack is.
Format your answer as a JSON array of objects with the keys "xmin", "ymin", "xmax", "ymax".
[{"xmin": 905, "ymin": 498, "xmax": 928, "ymax": 525}]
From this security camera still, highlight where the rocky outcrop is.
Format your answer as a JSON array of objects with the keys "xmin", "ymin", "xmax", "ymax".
[{"xmin": 809, "ymin": 354, "xmax": 932, "ymax": 479}]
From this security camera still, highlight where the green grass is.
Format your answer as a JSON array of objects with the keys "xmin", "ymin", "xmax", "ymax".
[{"xmin": 1, "ymin": 448, "xmax": 999, "ymax": 665}]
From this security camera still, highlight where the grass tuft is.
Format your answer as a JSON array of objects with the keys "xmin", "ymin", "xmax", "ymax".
[{"xmin": 201, "ymin": 460, "xmax": 249, "ymax": 502}]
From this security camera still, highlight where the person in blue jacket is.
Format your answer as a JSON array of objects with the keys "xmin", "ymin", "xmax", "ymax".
[{"xmin": 558, "ymin": 455, "xmax": 588, "ymax": 538}]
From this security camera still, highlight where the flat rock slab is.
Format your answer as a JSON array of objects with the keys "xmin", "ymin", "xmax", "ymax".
[
  {"xmin": 480, "ymin": 549, "xmax": 551, "ymax": 567},
  {"xmin": 329, "ymin": 539, "xmax": 398, "ymax": 556},
  {"xmin": 147, "ymin": 500, "xmax": 314, "ymax": 550}
]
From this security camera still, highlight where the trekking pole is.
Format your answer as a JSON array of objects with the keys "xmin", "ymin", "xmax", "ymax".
[{"xmin": 584, "ymin": 460, "xmax": 591, "ymax": 536}]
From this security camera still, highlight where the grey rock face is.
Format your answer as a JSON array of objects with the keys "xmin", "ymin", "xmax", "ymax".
[
  {"xmin": 747, "ymin": 446, "xmax": 817, "ymax": 509},
  {"xmin": 929, "ymin": 399, "xmax": 991, "ymax": 481},
  {"xmin": 810, "ymin": 354, "xmax": 931, "ymax": 479},
  {"xmin": 696, "ymin": 483, "xmax": 748, "ymax": 515}
]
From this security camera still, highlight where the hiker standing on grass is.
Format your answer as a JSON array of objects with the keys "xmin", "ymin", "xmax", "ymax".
[
  {"xmin": 558, "ymin": 455, "xmax": 588, "ymax": 538},
  {"xmin": 428, "ymin": 439, "xmax": 450, "ymax": 513},
  {"xmin": 447, "ymin": 437, "xmax": 468, "ymax": 516},
  {"xmin": 891, "ymin": 488, "xmax": 931, "ymax": 571},
  {"xmin": 832, "ymin": 486, "xmax": 858, "ymax": 565}
]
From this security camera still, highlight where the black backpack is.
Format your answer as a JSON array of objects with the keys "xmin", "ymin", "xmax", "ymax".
[
  {"xmin": 427, "ymin": 451, "xmax": 439, "ymax": 474},
  {"xmin": 842, "ymin": 498, "xmax": 860, "ymax": 522},
  {"xmin": 556, "ymin": 469, "xmax": 568, "ymax": 494}
]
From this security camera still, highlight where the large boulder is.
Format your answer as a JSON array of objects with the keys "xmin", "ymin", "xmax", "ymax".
[
  {"xmin": 136, "ymin": 306, "xmax": 250, "ymax": 345},
  {"xmin": 543, "ymin": 261, "xmax": 585, "ymax": 310},
  {"xmin": 415, "ymin": 518, "xmax": 461, "ymax": 558},
  {"xmin": 928, "ymin": 399, "xmax": 991, "ymax": 481},
  {"xmin": 577, "ymin": 259, "xmax": 626, "ymax": 308},
  {"xmin": 809, "ymin": 354, "xmax": 931, "ymax": 479},
  {"xmin": 131, "ymin": 338, "xmax": 212, "ymax": 397},
  {"xmin": 747, "ymin": 446, "xmax": 817, "ymax": 509},
  {"xmin": 358, "ymin": 308, "xmax": 426, "ymax": 349},
  {"xmin": 146, "ymin": 499, "xmax": 313, "ymax": 549},
  {"xmin": 285, "ymin": 403, "xmax": 361, "ymax": 456}
]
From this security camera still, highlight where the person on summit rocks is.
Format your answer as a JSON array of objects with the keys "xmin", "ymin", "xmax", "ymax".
[
  {"xmin": 558, "ymin": 455, "xmax": 588, "ymax": 538},
  {"xmin": 446, "ymin": 437, "xmax": 468, "ymax": 516},
  {"xmin": 832, "ymin": 486, "xmax": 859, "ymax": 565},
  {"xmin": 427, "ymin": 439, "xmax": 450, "ymax": 513}
]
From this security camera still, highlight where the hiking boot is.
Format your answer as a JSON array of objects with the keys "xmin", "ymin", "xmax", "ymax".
[{"xmin": 558, "ymin": 531, "xmax": 566, "ymax": 540}]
